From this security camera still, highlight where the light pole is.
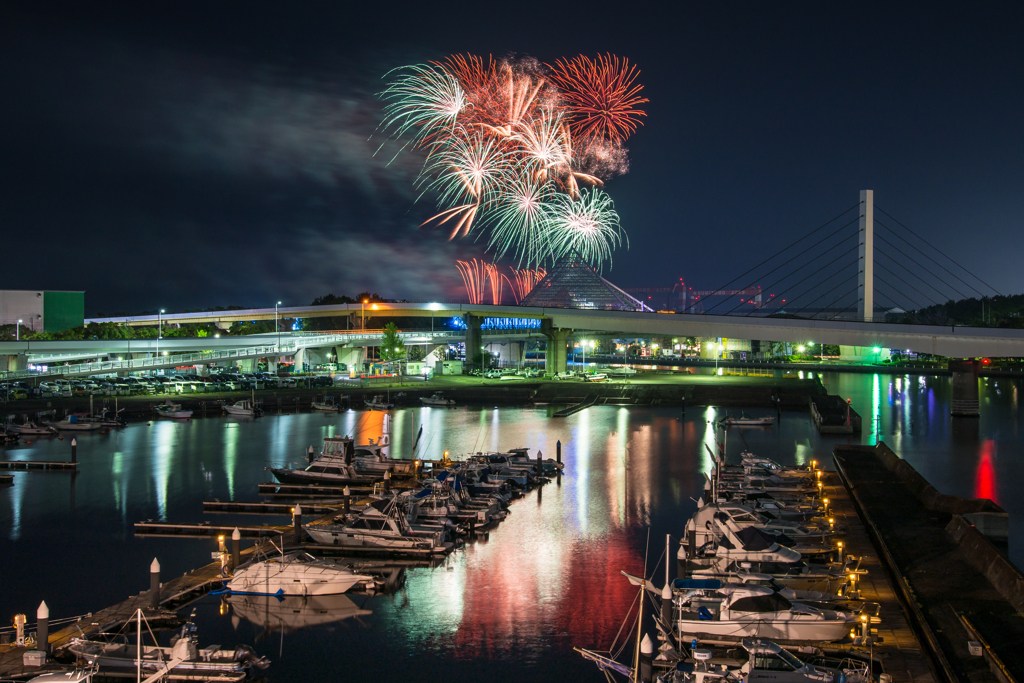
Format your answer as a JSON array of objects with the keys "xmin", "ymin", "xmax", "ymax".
[
  {"xmin": 16, "ymin": 319, "xmax": 22, "ymax": 341},
  {"xmin": 276, "ymin": 301, "xmax": 282, "ymax": 350},
  {"xmin": 362, "ymin": 300, "xmax": 367, "ymax": 330},
  {"xmin": 157, "ymin": 309, "xmax": 165, "ymax": 359}
]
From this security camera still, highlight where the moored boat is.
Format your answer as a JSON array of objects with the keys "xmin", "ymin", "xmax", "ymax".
[
  {"xmin": 5, "ymin": 421, "xmax": 57, "ymax": 436},
  {"xmin": 224, "ymin": 399, "xmax": 263, "ymax": 417},
  {"xmin": 227, "ymin": 551, "xmax": 375, "ymax": 595},
  {"xmin": 419, "ymin": 392, "xmax": 455, "ymax": 406},
  {"xmin": 364, "ymin": 395, "xmax": 394, "ymax": 410},
  {"xmin": 155, "ymin": 402, "xmax": 193, "ymax": 419}
]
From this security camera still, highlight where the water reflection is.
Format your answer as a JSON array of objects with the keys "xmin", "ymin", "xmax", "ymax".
[
  {"xmin": 4, "ymin": 381, "xmax": 1024, "ymax": 681},
  {"xmin": 228, "ymin": 593, "xmax": 372, "ymax": 635}
]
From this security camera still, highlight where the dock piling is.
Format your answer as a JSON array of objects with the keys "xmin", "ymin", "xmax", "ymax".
[
  {"xmin": 343, "ymin": 486, "xmax": 351, "ymax": 515},
  {"xmin": 36, "ymin": 601, "xmax": 48, "ymax": 656},
  {"xmin": 536, "ymin": 450, "xmax": 542, "ymax": 475},
  {"xmin": 556, "ymin": 441, "xmax": 561, "ymax": 465},
  {"xmin": 293, "ymin": 504, "xmax": 303, "ymax": 542},
  {"xmin": 383, "ymin": 471, "xmax": 391, "ymax": 493},
  {"xmin": 307, "ymin": 446, "xmax": 314, "ymax": 463},
  {"xmin": 149, "ymin": 558, "xmax": 161, "ymax": 609},
  {"xmin": 70, "ymin": 438, "xmax": 77, "ymax": 464},
  {"xmin": 231, "ymin": 528, "xmax": 240, "ymax": 571}
]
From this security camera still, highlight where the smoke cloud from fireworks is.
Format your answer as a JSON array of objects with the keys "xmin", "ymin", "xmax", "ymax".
[{"xmin": 377, "ymin": 52, "xmax": 647, "ymax": 271}]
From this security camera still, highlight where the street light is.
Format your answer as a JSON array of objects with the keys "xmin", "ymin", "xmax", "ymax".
[
  {"xmin": 275, "ymin": 301, "xmax": 282, "ymax": 350},
  {"xmin": 157, "ymin": 309, "xmax": 165, "ymax": 359},
  {"xmin": 362, "ymin": 299, "xmax": 367, "ymax": 330},
  {"xmin": 16, "ymin": 319, "xmax": 22, "ymax": 341}
]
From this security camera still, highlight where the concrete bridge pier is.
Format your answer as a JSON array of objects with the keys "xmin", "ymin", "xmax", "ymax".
[
  {"xmin": 337, "ymin": 346, "xmax": 364, "ymax": 373},
  {"xmin": 1, "ymin": 354, "xmax": 27, "ymax": 373},
  {"xmin": 949, "ymin": 359, "xmax": 980, "ymax": 417},
  {"xmin": 463, "ymin": 314, "xmax": 483, "ymax": 371},
  {"xmin": 541, "ymin": 321, "xmax": 570, "ymax": 375}
]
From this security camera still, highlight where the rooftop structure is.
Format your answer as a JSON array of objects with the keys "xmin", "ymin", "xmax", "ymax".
[{"xmin": 520, "ymin": 253, "xmax": 651, "ymax": 312}]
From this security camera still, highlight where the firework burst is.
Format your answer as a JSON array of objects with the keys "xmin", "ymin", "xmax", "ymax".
[
  {"xmin": 548, "ymin": 53, "xmax": 648, "ymax": 145},
  {"xmin": 378, "ymin": 52, "xmax": 647, "ymax": 270},
  {"xmin": 549, "ymin": 188, "xmax": 625, "ymax": 267}
]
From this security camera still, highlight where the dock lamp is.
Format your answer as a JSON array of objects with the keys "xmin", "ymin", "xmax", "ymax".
[
  {"xmin": 837, "ymin": 540, "xmax": 844, "ymax": 562},
  {"xmin": 16, "ymin": 319, "xmax": 22, "ymax": 341}
]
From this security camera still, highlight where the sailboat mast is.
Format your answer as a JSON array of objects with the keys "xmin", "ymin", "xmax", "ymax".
[
  {"xmin": 632, "ymin": 580, "xmax": 644, "ymax": 682},
  {"xmin": 136, "ymin": 608, "xmax": 141, "ymax": 683}
]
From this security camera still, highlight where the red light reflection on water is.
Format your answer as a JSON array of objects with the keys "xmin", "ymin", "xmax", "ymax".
[{"xmin": 975, "ymin": 440, "xmax": 998, "ymax": 503}]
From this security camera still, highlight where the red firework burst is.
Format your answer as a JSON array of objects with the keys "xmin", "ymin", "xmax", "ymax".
[{"xmin": 547, "ymin": 53, "xmax": 649, "ymax": 144}]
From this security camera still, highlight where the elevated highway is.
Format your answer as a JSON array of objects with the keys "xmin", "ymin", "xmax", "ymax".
[{"xmin": 88, "ymin": 302, "xmax": 1024, "ymax": 358}]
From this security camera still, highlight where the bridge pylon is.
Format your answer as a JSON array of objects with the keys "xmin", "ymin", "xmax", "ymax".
[{"xmin": 858, "ymin": 189, "xmax": 874, "ymax": 321}]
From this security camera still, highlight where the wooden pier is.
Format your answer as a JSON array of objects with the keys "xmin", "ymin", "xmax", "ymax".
[
  {"xmin": 0, "ymin": 460, "xmax": 78, "ymax": 471},
  {"xmin": 202, "ymin": 500, "xmax": 339, "ymax": 515},
  {"xmin": 134, "ymin": 521, "xmax": 291, "ymax": 538},
  {"xmin": 256, "ymin": 482, "xmax": 375, "ymax": 498},
  {"xmin": 0, "ymin": 545, "xmax": 264, "ymax": 681},
  {"xmin": 822, "ymin": 469, "xmax": 937, "ymax": 683}
]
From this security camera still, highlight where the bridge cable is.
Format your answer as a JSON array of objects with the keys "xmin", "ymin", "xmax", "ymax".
[
  {"xmin": 873, "ymin": 227, "xmax": 968, "ymax": 301},
  {"xmin": 872, "ymin": 268, "xmax": 930, "ymax": 313},
  {"xmin": 728, "ymin": 234, "xmax": 856, "ymax": 316},
  {"xmin": 680, "ymin": 204, "xmax": 859, "ymax": 314},
  {"xmin": 750, "ymin": 240, "xmax": 860, "ymax": 316},
  {"xmin": 872, "ymin": 250, "xmax": 942, "ymax": 308},
  {"xmin": 871, "ymin": 287, "xmax": 913, "ymax": 320},
  {"xmin": 741, "ymin": 242, "xmax": 861, "ymax": 317},
  {"xmin": 782, "ymin": 264, "xmax": 864, "ymax": 317},
  {"xmin": 716, "ymin": 218, "xmax": 859, "ymax": 315},
  {"xmin": 875, "ymin": 205, "xmax": 1002, "ymax": 297},
  {"xmin": 825, "ymin": 285, "xmax": 863, "ymax": 321}
]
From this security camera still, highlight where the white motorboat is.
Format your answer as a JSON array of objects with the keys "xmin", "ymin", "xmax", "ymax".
[
  {"xmin": 224, "ymin": 399, "xmax": 263, "ymax": 417},
  {"xmin": 304, "ymin": 498, "xmax": 453, "ymax": 556},
  {"xmin": 68, "ymin": 613, "xmax": 268, "ymax": 680},
  {"xmin": 6, "ymin": 421, "xmax": 57, "ymax": 436},
  {"xmin": 604, "ymin": 365, "xmax": 638, "ymax": 377},
  {"xmin": 25, "ymin": 668, "xmax": 96, "ymax": 683},
  {"xmin": 48, "ymin": 417, "xmax": 103, "ymax": 432},
  {"xmin": 364, "ymin": 395, "xmax": 393, "ymax": 410},
  {"xmin": 228, "ymin": 593, "xmax": 373, "ymax": 634},
  {"xmin": 690, "ymin": 502, "xmax": 837, "ymax": 550},
  {"xmin": 645, "ymin": 577, "xmax": 857, "ymax": 642},
  {"xmin": 419, "ymin": 392, "xmax": 455, "ymax": 406},
  {"xmin": 680, "ymin": 524, "xmax": 852, "ymax": 591},
  {"xmin": 582, "ymin": 637, "xmax": 857, "ymax": 683},
  {"xmin": 311, "ymin": 396, "xmax": 342, "ymax": 412},
  {"xmin": 227, "ymin": 552, "xmax": 374, "ymax": 596},
  {"xmin": 155, "ymin": 402, "xmax": 193, "ymax": 419},
  {"xmin": 719, "ymin": 412, "xmax": 776, "ymax": 426}
]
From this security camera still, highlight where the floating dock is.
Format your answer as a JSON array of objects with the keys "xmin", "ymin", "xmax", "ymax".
[{"xmin": 0, "ymin": 460, "xmax": 77, "ymax": 471}]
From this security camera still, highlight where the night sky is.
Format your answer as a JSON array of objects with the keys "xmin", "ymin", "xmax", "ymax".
[{"xmin": 3, "ymin": 2, "xmax": 1023, "ymax": 316}]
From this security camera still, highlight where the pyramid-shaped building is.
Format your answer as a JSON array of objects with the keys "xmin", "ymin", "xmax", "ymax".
[{"xmin": 521, "ymin": 252, "xmax": 651, "ymax": 311}]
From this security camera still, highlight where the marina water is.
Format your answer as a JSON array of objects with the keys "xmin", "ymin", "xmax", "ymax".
[{"xmin": 2, "ymin": 371, "xmax": 1021, "ymax": 682}]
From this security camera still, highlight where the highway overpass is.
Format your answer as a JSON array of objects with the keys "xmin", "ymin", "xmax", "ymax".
[{"xmin": 88, "ymin": 302, "xmax": 1024, "ymax": 358}]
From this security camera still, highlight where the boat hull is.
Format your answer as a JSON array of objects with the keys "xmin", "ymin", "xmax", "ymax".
[{"xmin": 676, "ymin": 616, "xmax": 853, "ymax": 642}]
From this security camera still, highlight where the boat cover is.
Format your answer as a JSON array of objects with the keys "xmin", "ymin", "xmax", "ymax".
[
  {"xmin": 673, "ymin": 578, "xmax": 722, "ymax": 590},
  {"xmin": 736, "ymin": 526, "xmax": 777, "ymax": 551}
]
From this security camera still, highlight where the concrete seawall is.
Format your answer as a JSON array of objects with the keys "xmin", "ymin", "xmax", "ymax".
[{"xmin": 835, "ymin": 443, "xmax": 1023, "ymax": 683}]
